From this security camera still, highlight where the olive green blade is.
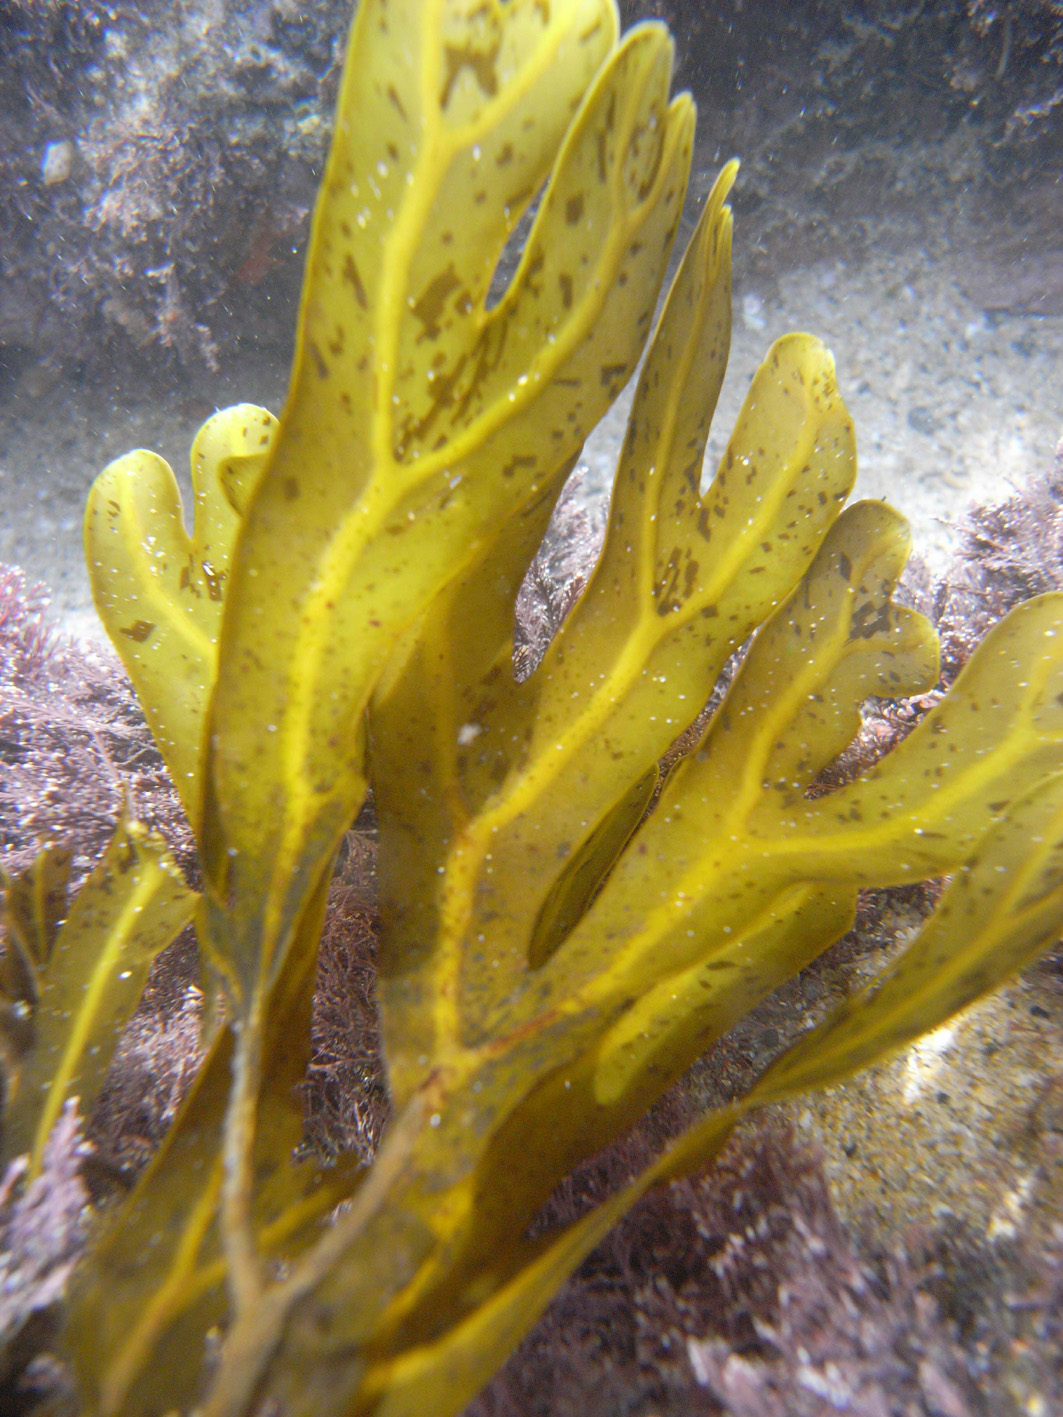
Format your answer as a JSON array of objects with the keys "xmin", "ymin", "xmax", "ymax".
[
  {"xmin": 84, "ymin": 404, "xmax": 277, "ymax": 825},
  {"xmin": 3, "ymin": 814, "xmax": 195, "ymax": 1175},
  {"xmin": 199, "ymin": 1, "xmax": 692, "ymax": 1012}
]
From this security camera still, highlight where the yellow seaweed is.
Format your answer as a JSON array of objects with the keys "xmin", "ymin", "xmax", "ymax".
[
  {"xmin": 0, "ymin": 814, "xmax": 195, "ymax": 1175},
  {"xmin": 64, "ymin": 1, "xmax": 1063, "ymax": 1414},
  {"xmin": 85, "ymin": 404, "xmax": 277, "ymax": 825},
  {"xmin": 199, "ymin": 5, "xmax": 690, "ymax": 1013}
]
